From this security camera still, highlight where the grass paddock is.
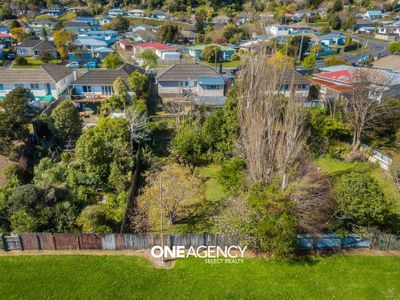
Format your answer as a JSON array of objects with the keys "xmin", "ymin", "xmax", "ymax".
[{"xmin": 0, "ymin": 254, "xmax": 399, "ymax": 299}]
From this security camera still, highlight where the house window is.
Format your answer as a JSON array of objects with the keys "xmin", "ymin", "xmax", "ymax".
[
  {"xmin": 82, "ymin": 86, "xmax": 92, "ymax": 93},
  {"xmin": 0, "ymin": 84, "xmax": 3, "ymax": 90},
  {"xmin": 15, "ymin": 84, "xmax": 24, "ymax": 88},
  {"xmin": 205, "ymin": 85, "xmax": 221, "ymax": 90},
  {"xmin": 101, "ymin": 86, "xmax": 113, "ymax": 95},
  {"xmin": 30, "ymin": 83, "xmax": 39, "ymax": 89}
]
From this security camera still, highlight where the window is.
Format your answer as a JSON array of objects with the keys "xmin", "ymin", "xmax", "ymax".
[
  {"xmin": 205, "ymin": 85, "xmax": 222, "ymax": 90},
  {"xmin": 30, "ymin": 83, "xmax": 39, "ymax": 89},
  {"xmin": 101, "ymin": 86, "xmax": 113, "ymax": 95},
  {"xmin": 15, "ymin": 84, "xmax": 24, "ymax": 88},
  {"xmin": 0, "ymin": 84, "xmax": 3, "ymax": 91},
  {"xmin": 82, "ymin": 86, "xmax": 92, "ymax": 93}
]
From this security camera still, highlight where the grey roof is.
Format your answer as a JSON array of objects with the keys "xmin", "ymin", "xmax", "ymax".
[
  {"xmin": 17, "ymin": 40, "xmax": 56, "ymax": 51},
  {"xmin": 73, "ymin": 63, "xmax": 143, "ymax": 85},
  {"xmin": 0, "ymin": 64, "xmax": 72, "ymax": 83},
  {"xmin": 156, "ymin": 63, "xmax": 223, "ymax": 81},
  {"xmin": 281, "ymin": 68, "xmax": 310, "ymax": 85},
  {"xmin": 64, "ymin": 21, "xmax": 92, "ymax": 28}
]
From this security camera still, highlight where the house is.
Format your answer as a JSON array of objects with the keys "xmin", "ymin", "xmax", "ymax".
[
  {"xmin": 234, "ymin": 13, "xmax": 250, "ymax": 26},
  {"xmin": 310, "ymin": 67, "xmax": 400, "ymax": 101},
  {"xmin": 373, "ymin": 55, "xmax": 400, "ymax": 73},
  {"xmin": 99, "ymin": 17, "xmax": 113, "ymax": 25},
  {"xmin": 118, "ymin": 40, "xmax": 133, "ymax": 51},
  {"xmin": 318, "ymin": 33, "xmax": 347, "ymax": 46},
  {"xmin": 15, "ymin": 40, "xmax": 57, "ymax": 57},
  {"xmin": 74, "ymin": 17, "xmax": 97, "ymax": 26},
  {"xmin": 0, "ymin": 26, "xmax": 10, "ymax": 34},
  {"xmin": 125, "ymin": 30, "xmax": 157, "ymax": 42},
  {"xmin": 0, "ymin": 33, "xmax": 11, "ymax": 46},
  {"xmin": 213, "ymin": 15, "xmax": 230, "ymax": 25},
  {"xmin": 0, "ymin": 64, "xmax": 75, "ymax": 102},
  {"xmin": 353, "ymin": 19, "xmax": 375, "ymax": 32},
  {"xmin": 132, "ymin": 42, "xmax": 177, "ymax": 58},
  {"xmin": 66, "ymin": 7, "xmax": 84, "ymax": 13},
  {"xmin": 266, "ymin": 24, "xmax": 313, "ymax": 36},
  {"xmin": 151, "ymin": 10, "xmax": 167, "ymax": 20},
  {"xmin": 128, "ymin": 9, "xmax": 145, "ymax": 18},
  {"xmin": 75, "ymin": 38, "xmax": 108, "ymax": 52},
  {"xmin": 278, "ymin": 68, "xmax": 310, "ymax": 100},
  {"xmin": 41, "ymin": 4, "xmax": 64, "ymax": 16},
  {"xmin": 156, "ymin": 63, "xmax": 226, "ymax": 106},
  {"xmin": 377, "ymin": 25, "xmax": 400, "ymax": 35},
  {"xmin": 79, "ymin": 30, "xmax": 118, "ymax": 45},
  {"xmin": 64, "ymin": 21, "xmax": 94, "ymax": 33},
  {"xmin": 364, "ymin": 10, "xmax": 383, "ymax": 20},
  {"xmin": 31, "ymin": 18, "xmax": 59, "ymax": 29},
  {"xmin": 71, "ymin": 63, "xmax": 143, "ymax": 99},
  {"xmin": 180, "ymin": 30, "xmax": 197, "ymax": 43},
  {"xmin": 189, "ymin": 44, "xmax": 236, "ymax": 61},
  {"xmin": 108, "ymin": 9, "xmax": 126, "ymax": 17}
]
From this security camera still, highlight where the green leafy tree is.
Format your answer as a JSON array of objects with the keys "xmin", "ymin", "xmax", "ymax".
[
  {"xmin": 218, "ymin": 158, "xmax": 245, "ymax": 195},
  {"xmin": 103, "ymin": 53, "xmax": 122, "ymax": 69},
  {"xmin": 201, "ymin": 45, "xmax": 222, "ymax": 63},
  {"xmin": 388, "ymin": 42, "xmax": 400, "ymax": 55},
  {"xmin": 328, "ymin": 14, "xmax": 342, "ymax": 30},
  {"xmin": 50, "ymin": 100, "xmax": 82, "ymax": 142},
  {"xmin": 324, "ymin": 57, "xmax": 351, "ymax": 67},
  {"xmin": 127, "ymin": 71, "xmax": 149, "ymax": 99},
  {"xmin": 40, "ymin": 51, "xmax": 53, "ymax": 63},
  {"xmin": 53, "ymin": 29, "xmax": 77, "ymax": 59},
  {"xmin": 170, "ymin": 126, "xmax": 210, "ymax": 173},
  {"xmin": 14, "ymin": 56, "xmax": 28, "ymax": 66},
  {"xmin": 335, "ymin": 171, "xmax": 391, "ymax": 227},
  {"xmin": 113, "ymin": 16, "xmax": 129, "ymax": 33},
  {"xmin": 157, "ymin": 23, "xmax": 179, "ymax": 43},
  {"xmin": 0, "ymin": 88, "xmax": 35, "ymax": 157},
  {"xmin": 141, "ymin": 49, "xmax": 158, "ymax": 67},
  {"xmin": 302, "ymin": 54, "xmax": 316, "ymax": 68}
]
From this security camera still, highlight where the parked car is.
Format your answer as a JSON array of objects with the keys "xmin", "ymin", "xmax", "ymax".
[
  {"xmin": 66, "ymin": 61, "xmax": 80, "ymax": 68},
  {"xmin": 358, "ymin": 55, "xmax": 369, "ymax": 63},
  {"xmin": 82, "ymin": 61, "xmax": 97, "ymax": 69},
  {"xmin": 6, "ymin": 53, "xmax": 15, "ymax": 60}
]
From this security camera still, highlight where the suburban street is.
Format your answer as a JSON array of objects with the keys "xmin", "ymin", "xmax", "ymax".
[{"xmin": 316, "ymin": 35, "xmax": 389, "ymax": 68}]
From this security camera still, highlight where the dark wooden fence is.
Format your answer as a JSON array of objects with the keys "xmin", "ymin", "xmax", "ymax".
[{"xmin": 0, "ymin": 233, "xmax": 399, "ymax": 252}]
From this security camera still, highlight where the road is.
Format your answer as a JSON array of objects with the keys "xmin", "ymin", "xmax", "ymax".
[{"xmin": 315, "ymin": 35, "xmax": 389, "ymax": 68}]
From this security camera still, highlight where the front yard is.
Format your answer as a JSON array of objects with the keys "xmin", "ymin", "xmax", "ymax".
[{"xmin": 12, "ymin": 57, "xmax": 61, "ymax": 68}]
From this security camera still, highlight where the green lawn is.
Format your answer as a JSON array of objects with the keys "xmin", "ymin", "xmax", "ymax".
[
  {"xmin": 357, "ymin": 34, "xmax": 391, "ymax": 44},
  {"xmin": 204, "ymin": 60, "xmax": 241, "ymax": 68},
  {"xmin": 12, "ymin": 57, "xmax": 61, "ymax": 68},
  {"xmin": 197, "ymin": 164, "xmax": 226, "ymax": 202},
  {"xmin": 0, "ymin": 255, "xmax": 399, "ymax": 299}
]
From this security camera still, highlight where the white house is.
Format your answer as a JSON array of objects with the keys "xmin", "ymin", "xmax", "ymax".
[
  {"xmin": 128, "ymin": 9, "xmax": 145, "ymax": 17},
  {"xmin": 0, "ymin": 64, "xmax": 75, "ymax": 102},
  {"xmin": 108, "ymin": 9, "xmax": 126, "ymax": 17},
  {"xmin": 266, "ymin": 24, "xmax": 313, "ymax": 36}
]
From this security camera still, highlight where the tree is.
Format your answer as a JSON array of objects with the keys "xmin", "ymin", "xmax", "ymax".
[
  {"xmin": 388, "ymin": 42, "xmax": 400, "ymax": 55},
  {"xmin": 40, "ymin": 51, "xmax": 53, "ymax": 63},
  {"xmin": 170, "ymin": 126, "xmax": 209, "ymax": 173},
  {"xmin": 10, "ymin": 27, "xmax": 26, "ymax": 43},
  {"xmin": 302, "ymin": 54, "xmax": 316, "ymax": 68},
  {"xmin": 324, "ymin": 57, "xmax": 351, "ymax": 67},
  {"xmin": 310, "ymin": 44, "xmax": 323, "ymax": 54},
  {"xmin": 52, "ymin": 29, "xmax": 77, "ymax": 59},
  {"xmin": 320, "ymin": 24, "xmax": 331, "ymax": 34},
  {"xmin": 157, "ymin": 23, "xmax": 179, "ymax": 43},
  {"xmin": 137, "ymin": 164, "xmax": 205, "ymax": 228},
  {"xmin": 40, "ymin": 27, "xmax": 48, "ymax": 40},
  {"xmin": 195, "ymin": 8, "xmax": 207, "ymax": 34},
  {"xmin": 50, "ymin": 100, "xmax": 82, "ymax": 142},
  {"xmin": 102, "ymin": 53, "xmax": 122, "ymax": 69},
  {"xmin": 0, "ymin": 88, "xmax": 35, "ymax": 157},
  {"xmin": 201, "ymin": 45, "xmax": 221, "ymax": 63},
  {"xmin": 329, "ymin": 14, "xmax": 342, "ymax": 30},
  {"xmin": 127, "ymin": 71, "xmax": 149, "ymax": 99},
  {"xmin": 345, "ymin": 36, "xmax": 352, "ymax": 47},
  {"xmin": 113, "ymin": 16, "xmax": 129, "ymax": 33},
  {"xmin": 218, "ymin": 158, "xmax": 245, "ymax": 195},
  {"xmin": 141, "ymin": 49, "xmax": 158, "ymax": 67},
  {"xmin": 14, "ymin": 56, "xmax": 28, "ymax": 66},
  {"xmin": 335, "ymin": 171, "xmax": 391, "ymax": 227}
]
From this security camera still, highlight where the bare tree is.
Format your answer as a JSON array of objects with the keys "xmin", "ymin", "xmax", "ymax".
[{"xmin": 237, "ymin": 50, "xmax": 308, "ymax": 189}]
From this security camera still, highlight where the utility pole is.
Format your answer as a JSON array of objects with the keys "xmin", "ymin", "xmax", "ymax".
[
  {"xmin": 298, "ymin": 31, "xmax": 304, "ymax": 62},
  {"xmin": 159, "ymin": 176, "xmax": 164, "ymax": 262}
]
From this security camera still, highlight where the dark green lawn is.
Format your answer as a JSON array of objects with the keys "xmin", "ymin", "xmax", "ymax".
[{"xmin": 0, "ymin": 255, "xmax": 399, "ymax": 299}]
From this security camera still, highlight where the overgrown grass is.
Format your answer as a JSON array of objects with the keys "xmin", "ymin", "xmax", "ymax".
[
  {"xmin": 197, "ymin": 164, "xmax": 226, "ymax": 202},
  {"xmin": 0, "ymin": 255, "xmax": 400, "ymax": 299}
]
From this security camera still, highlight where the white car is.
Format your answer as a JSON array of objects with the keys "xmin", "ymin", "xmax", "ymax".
[{"xmin": 66, "ymin": 61, "xmax": 80, "ymax": 68}]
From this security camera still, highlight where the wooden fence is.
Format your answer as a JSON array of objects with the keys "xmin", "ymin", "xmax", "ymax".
[{"xmin": 1, "ymin": 233, "xmax": 399, "ymax": 252}]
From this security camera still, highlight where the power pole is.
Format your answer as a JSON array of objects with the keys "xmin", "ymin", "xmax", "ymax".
[{"xmin": 298, "ymin": 32, "xmax": 304, "ymax": 61}]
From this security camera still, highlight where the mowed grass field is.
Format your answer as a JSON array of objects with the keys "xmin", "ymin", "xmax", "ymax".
[{"xmin": 0, "ymin": 255, "xmax": 400, "ymax": 299}]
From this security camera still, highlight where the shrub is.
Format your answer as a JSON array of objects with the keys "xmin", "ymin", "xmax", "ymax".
[
  {"xmin": 14, "ymin": 56, "xmax": 28, "ymax": 66},
  {"xmin": 218, "ymin": 158, "xmax": 245, "ymax": 195},
  {"xmin": 230, "ymin": 53, "xmax": 240, "ymax": 61}
]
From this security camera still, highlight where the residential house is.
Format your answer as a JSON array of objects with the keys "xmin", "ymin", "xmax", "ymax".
[
  {"xmin": 318, "ymin": 33, "xmax": 347, "ymax": 46},
  {"xmin": 213, "ymin": 15, "xmax": 230, "ymax": 25},
  {"xmin": 128, "ymin": 9, "xmax": 145, "ymax": 17},
  {"xmin": 156, "ymin": 63, "xmax": 226, "ymax": 106},
  {"xmin": 71, "ymin": 63, "xmax": 143, "ymax": 99},
  {"xmin": 99, "ymin": 17, "xmax": 113, "ymax": 25},
  {"xmin": 364, "ymin": 10, "xmax": 383, "ymax": 20},
  {"xmin": 31, "ymin": 18, "xmax": 59, "ymax": 30},
  {"xmin": 180, "ymin": 30, "xmax": 197, "ymax": 43},
  {"xmin": 234, "ymin": 13, "xmax": 250, "ymax": 26},
  {"xmin": 64, "ymin": 21, "xmax": 94, "ymax": 33},
  {"xmin": 373, "ymin": 55, "xmax": 400, "ymax": 73},
  {"xmin": 266, "ymin": 24, "xmax": 313, "ymax": 36},
  {"xmin": 310, "ymin": 67, "xmax": 400, "ymax": 101},
  {"xmin": 189, "ymin": 44, "xmax": 236, "ymax": 61},
  {"xmin": 108, "ymin": 9, "xmax": 126, "ymax": 17},
  {"xmin": 151, "ymin": 10, "xmax": 167, "ymax": 20},
  {"xmin": 0, "ymin": 64, "xmax": 75, "ymax": 102},
  {"xmin": 15, "ymin": 40, "xmax": 57, "ymax": 57},
  {"xmin": 0, "ymin": 33, "xmax": 11, "ymax": 46},
  {"xmin": 0, "ymin": 26, "xmax": 10, "ymax": 34},
  {"xmin": 277, "ymin": 68, "xmax": 311, "ymax": 100},
  {"xmin": 74, "ymin": 17, "xmax": 97, "ymax": 26},
  {"xmin": 125, "ymin": 30, "xmax": 157, "ymax": 42},
  {"xmin": 75, "ymin": 37, "xmax": 108, "ymax": 52},
  {"xmin": 353, "ymin": 19, "xmax": 375, "ymax": 32},
  {"xmin": 79, "ymin": 30, "xmax": 118, "ymax": 45},
  {"xmin": 40, "ymin": 4, "xmax": 64, "ymax": 16},
  {"xmin": 132, "ymin": 42, "xmax": 177, "ymax": 59},
  {"xmin": 118, "ymin": 40, "xmax": 133, "ymax": 51}
]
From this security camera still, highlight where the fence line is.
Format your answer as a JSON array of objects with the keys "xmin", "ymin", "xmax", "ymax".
[{"xmin": 1, "ymin": 233, "xmax": 399, "ymax": 252}]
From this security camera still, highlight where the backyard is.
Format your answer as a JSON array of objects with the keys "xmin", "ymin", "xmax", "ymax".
[{"xmin": 0, "ymin": 254, "xmax": 399, "ymax": 299}]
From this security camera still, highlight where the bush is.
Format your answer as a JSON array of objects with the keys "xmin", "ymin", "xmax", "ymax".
[
  {"xmin": 230, "ymin": 53, "xmax": 240, "ymax": 61},
  {"xmin": 218, "ymin": 158, "xmax": 245, "ymax": 195},
  {"xmin": 334, "ymin": 171, "xmax": 391, "ymax": 227},
  {"xmin": 14, "ymin": 56, "xmax": 28, "ymax": 66}
]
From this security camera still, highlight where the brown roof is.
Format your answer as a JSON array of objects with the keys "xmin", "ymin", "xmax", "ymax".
[
  {"xmin": 0, "ymin": 64, "xmax": 72, "ymax": 83},
  {"xmin": 17, "ymin": 40, "xmax": 56, "ymax": 51},
  {"xmin": 73, "ymin": 63, "xmax": 143, "ymax": 85},
  {"xmin": 156, "ymin": 63, "xmax": 222, "ymax": 81}
]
